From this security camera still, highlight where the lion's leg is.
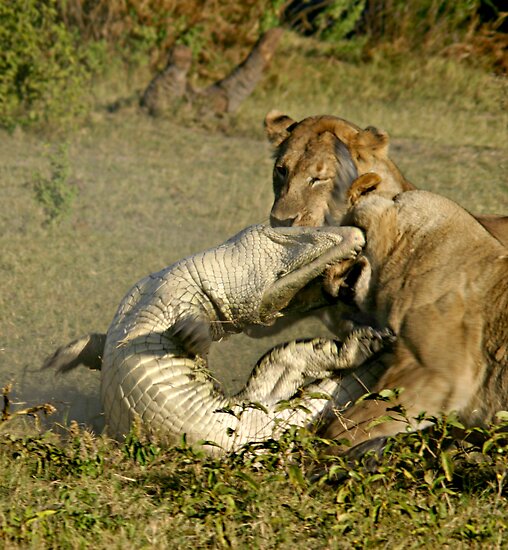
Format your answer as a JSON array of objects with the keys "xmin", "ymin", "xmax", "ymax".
[
  {"xmin": 321, "ymin": 347, "xmax": 474, "ymax": 454},
  {"xmin": 322, "ymin": 294, "xmax": 485, "ymax": 453}
]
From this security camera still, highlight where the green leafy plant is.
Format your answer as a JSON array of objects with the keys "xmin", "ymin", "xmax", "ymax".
[
  {"xmin": 0, "ymin": 0, "xmax": 93, "ymax": 130},
  {"xmin": 1, "ymin": 410, "xmax": 507, "ymax": 546},
  {"xmin": 32, "ymin": 144, "xmax": 77, "ymax": 226},
  {"xmin": 123, "ymin": 419, "xmax": 161, "ymax": 466},
  {"xmin": 260, "ymin": 0, "xmax": 287, "ymax": 32},
  {"xmin": 316, "ymin": 0, "xmax": 367, "ymax": 42}
]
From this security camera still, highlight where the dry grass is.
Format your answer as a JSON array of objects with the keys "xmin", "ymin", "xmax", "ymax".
[{"xmin": 1, "ymin": 45, "xmax": 507, "ymax": 426}]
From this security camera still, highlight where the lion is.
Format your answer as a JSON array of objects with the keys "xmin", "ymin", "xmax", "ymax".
[
  {"xmin": 318, "ymin": 173, "xmax": 508, "ymax": 457},
  {"xmin": 264, "ymin": 111, "xmax": 508, "ymax": 247}
]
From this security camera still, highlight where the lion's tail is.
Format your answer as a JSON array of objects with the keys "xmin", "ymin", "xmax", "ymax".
[{"xmin": 42, "ymin": 333, "xmax": 106, "ymax": 373}]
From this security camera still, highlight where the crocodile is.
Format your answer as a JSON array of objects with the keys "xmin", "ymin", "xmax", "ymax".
[{"xmin": 44, "ymin": 224, "xmax": 392, "ymax": 454}]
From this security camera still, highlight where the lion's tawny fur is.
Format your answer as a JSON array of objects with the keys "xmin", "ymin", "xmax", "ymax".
[{"xmin": 321, "ymin": 177, "xmax": 508, "ymax": 451}]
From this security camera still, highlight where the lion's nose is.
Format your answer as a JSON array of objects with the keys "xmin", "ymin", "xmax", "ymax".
[{"xmin": 270, "ymin": 213, "xmax": 298, "ymax": 227}]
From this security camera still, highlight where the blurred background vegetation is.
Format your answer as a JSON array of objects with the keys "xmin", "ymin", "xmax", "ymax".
[{"xmin": 1, "ymin": 0, "xmax": 506, "ymax": 131}]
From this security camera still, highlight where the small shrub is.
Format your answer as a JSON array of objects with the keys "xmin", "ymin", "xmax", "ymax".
[
  {"xmin": 0, "ymin": 0, "xmax": 93, "ymax": 130},
  {"xmin": 32, "ymin": 144, "xmax": 77, "ymax": 225},
  {"xmin": 123, "ymin": 420, "xmax": 161, "ymax": 466},
  {"xmin": 316, "ymin": 0, "xmax": 367, "ymax": 42}
]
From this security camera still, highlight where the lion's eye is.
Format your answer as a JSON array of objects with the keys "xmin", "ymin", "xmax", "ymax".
[{"xmin": 274, "ymin": 165, "xmax": 288, "ymax": 180}]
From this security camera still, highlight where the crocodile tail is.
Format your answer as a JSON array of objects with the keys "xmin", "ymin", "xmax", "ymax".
[{"xmin": 42, "ymin": 333, "xmax": 106, "ymax": 373}]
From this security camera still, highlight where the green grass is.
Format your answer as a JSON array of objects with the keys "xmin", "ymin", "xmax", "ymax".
[
  {"xmin": 1, "ymin": 414, "xmax": 507, "ymax": 548},
  {"xmin": 0, "ymin": 44, "xmax": 507, "ymax": 547}
]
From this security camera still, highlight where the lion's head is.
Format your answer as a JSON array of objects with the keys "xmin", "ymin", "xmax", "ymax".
[{"xmin": 264, "ymin": 111, "xmax": 414, "ymax": 227}]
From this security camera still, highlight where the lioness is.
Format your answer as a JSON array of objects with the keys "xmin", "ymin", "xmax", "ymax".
[
  {"xmin": 264, "ymin": 111, "xmax": 508, "ymax": 246},
  {"xmin": 320, "ymin": 173, "xmax": 508, "ymax": 455}
]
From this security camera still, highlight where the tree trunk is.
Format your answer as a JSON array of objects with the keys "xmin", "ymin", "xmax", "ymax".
[
  {"xmin": 140, "ymin": 28, "xmax": 284, "ymax": 117},
  {"xmin": 140, "ymin": 45, "xmax": 193, "ymax": 116},
  {"xmin": 201, "ymin": 27, "xmax": 284, "ymax": 114}
]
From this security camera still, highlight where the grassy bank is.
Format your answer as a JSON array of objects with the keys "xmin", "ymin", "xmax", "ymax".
[
  {"xmin": 1, "ymin": 413, "xmax": 507, "ymax": 548},
  {"xmin": 0, "ymin": 43, "xmax": 507, "ymax": 547}
]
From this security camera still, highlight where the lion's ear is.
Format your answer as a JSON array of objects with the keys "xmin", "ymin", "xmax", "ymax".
[
  {"xmin": 348, "ymin": 173, "xmax": 383, "ymax": 206},
  {"xmin": 356, "ymin": 126, "xmax": 390, "ymax": 156},
  {"xmin": 264, "ymin": 110, "xmax": 296, "ymax": 147}
]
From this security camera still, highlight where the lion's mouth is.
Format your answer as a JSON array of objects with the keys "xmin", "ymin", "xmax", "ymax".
[
  {"xmin": 336, "ymin": 260, "xmax": 365, "ymax": 305},
  {"xmin": 279, "ymin": 257, "xmax": 365, "ymax": 317}
]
